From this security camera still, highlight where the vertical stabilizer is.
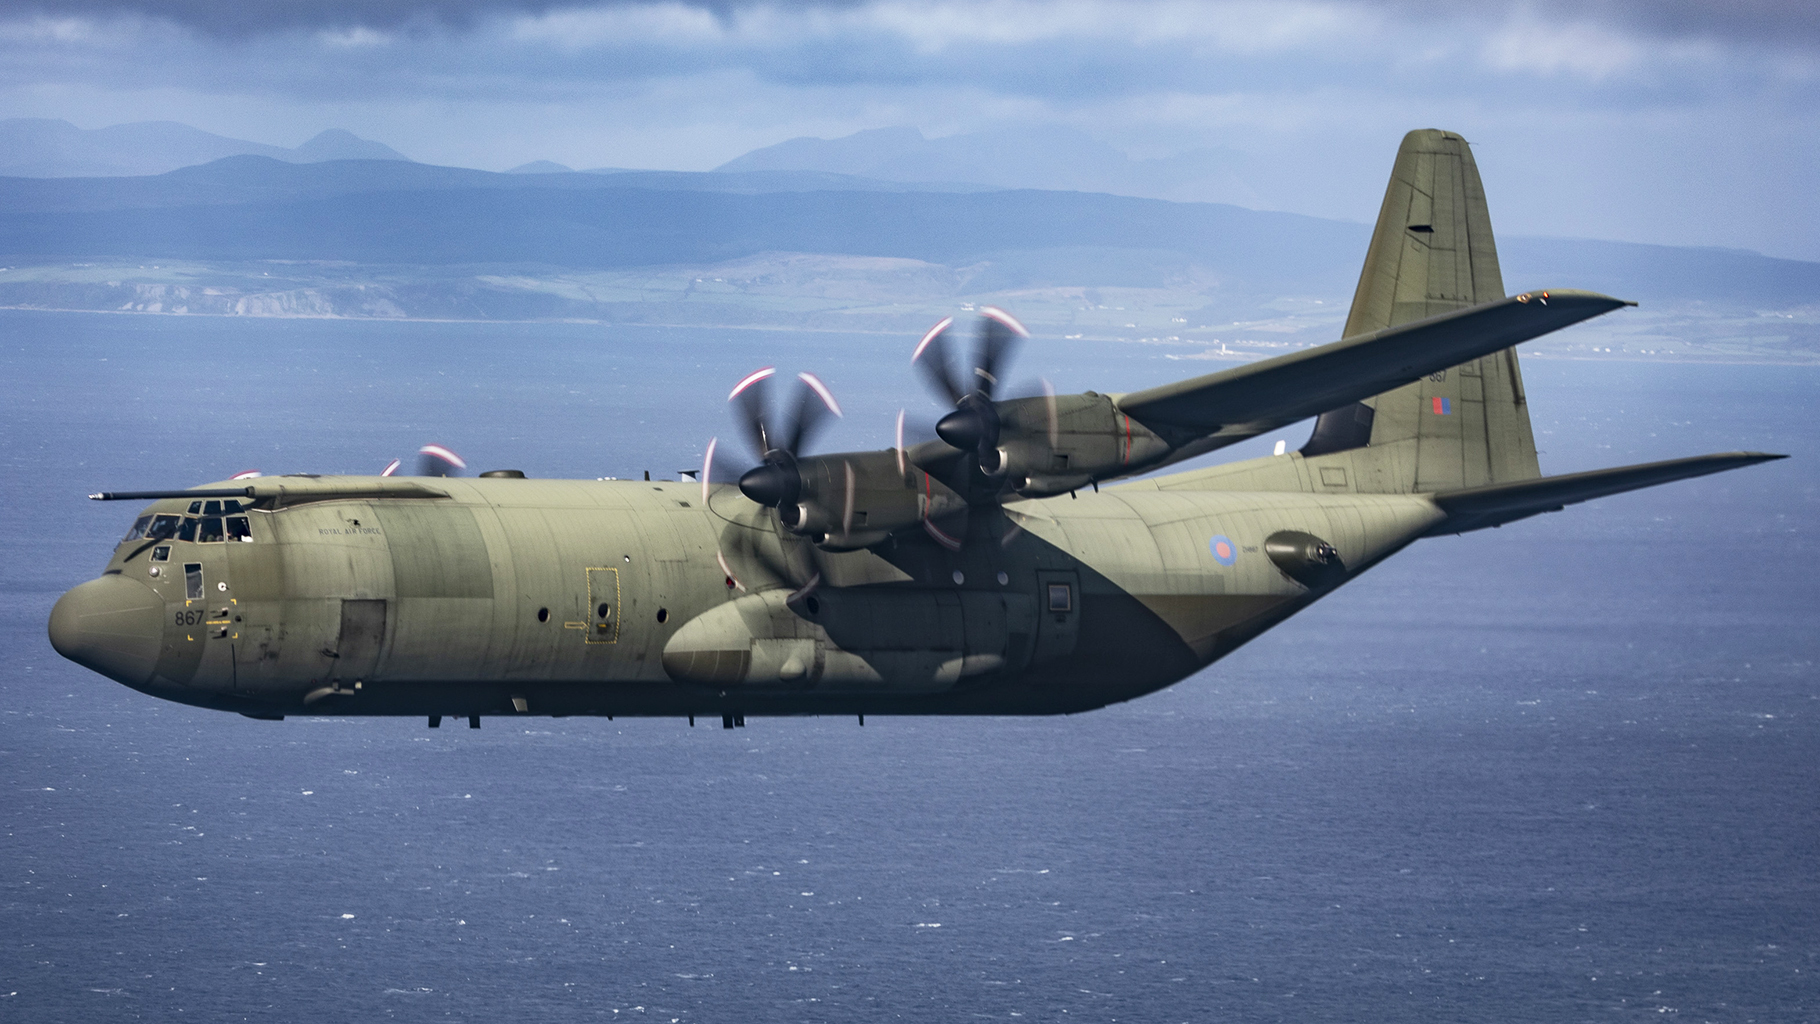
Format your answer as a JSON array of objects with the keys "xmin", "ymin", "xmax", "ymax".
[{"xmin": 1301, "ymin": 129, "xmax": 1541, "ymax": 492}]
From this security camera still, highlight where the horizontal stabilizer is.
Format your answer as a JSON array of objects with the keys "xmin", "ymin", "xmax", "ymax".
[
  {"xmin": 1116, "ymin": 289, "xmax": 1629, "ymax": 436},
  {"xmin": 1427, "ymin": 451, "xmax": 1785, "ymax": 534}
]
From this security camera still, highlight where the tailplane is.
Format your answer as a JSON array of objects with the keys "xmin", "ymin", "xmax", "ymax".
[{"xmin": 1124, "ymin": 129, "xmax": 1783, "ymax": 522}]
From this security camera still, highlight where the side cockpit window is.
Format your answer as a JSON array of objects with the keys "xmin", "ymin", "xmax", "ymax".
[
  {"xmin": 121, "ymin": 515, "xmax": 153, "ymax": 544},
  {"xmin": 226, "ymin": 516, "xmax": 253, "ymax": 542},
  {"xmin": 146, "ymin": 514, "xmax": 181, "ymax": 541}
]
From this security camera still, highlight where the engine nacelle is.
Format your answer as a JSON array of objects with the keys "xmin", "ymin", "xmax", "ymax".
[
  {"xmin": 789, "ymin": 449, "xmax": 969, "ymax": 551},
  {"xmin": 990, "ymin": 392, "xmax": 1176, "ymax": 497}
]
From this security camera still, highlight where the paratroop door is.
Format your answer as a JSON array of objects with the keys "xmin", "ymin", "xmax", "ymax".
[{"xmin": 331, "ymin": 599, "xmax": 387, "ymax": 683}]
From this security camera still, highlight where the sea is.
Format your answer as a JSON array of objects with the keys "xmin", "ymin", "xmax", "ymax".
[{"xmin": 1, "ymin": 309, "xmax": 1814, "ymax": 1022}]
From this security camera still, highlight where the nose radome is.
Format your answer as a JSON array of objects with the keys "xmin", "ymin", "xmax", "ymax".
[{"xmin": 49, "ymin": 575, "xmax": 164, "ymax": 686}]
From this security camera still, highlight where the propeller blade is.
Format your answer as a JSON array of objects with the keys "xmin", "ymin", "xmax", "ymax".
[
  {"xmin": 1041, "ymin": 377, "xmax": 1059, "ymax": 449},
  {"xmin": 230, "ymin": 469, "xmax": 262, "ymax": 480},
  {"xmin": 701, "ymin": 437, "xmax": 717, "ymax": 505},
  {"xmin": 784, "ymin": 372, "xmax": 842, "ymax": 456},
  {"xmin": 381, "ymin": 459, "xmax": 401, "ymax": 477},
  {"xmin": 729, "ymin": 366, "xmax": 777, "ymax": 459},
  {"xmin": 912, "ymin": 316, "xmax": 966, "ymax": 406},
  {"xmin": 715, "ymin": 547, "xmax": 747, "ymax": 593},
  {"xmin": 841, "ymin": 460, "xmax": 856, "ymax": 537},
  {"xmin": 417, "ymin": 444, "xmax": 466, "ymax": 477},
  {"xmin": 974, "ymin": 306, "xmax": 1028, "ymax": 399},
  {"xmin": 895, "ymin": 409, "xmax": 907, "ymax": 477},
  {"xmin": 923, "ymin": 510, "xmax": 966, "ymax": 552},
  {"xmin": 786, "ymin": 572, "xmax": 823, "ymax": 606}
]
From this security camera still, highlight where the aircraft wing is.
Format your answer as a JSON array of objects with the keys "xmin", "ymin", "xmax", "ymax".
[
  {"xmin": 1425, "ymin": 451, "xmax": 1786, "ymax": 534},
  {"xmin": 1114, "ymin": 289, "xmax": 1630, "ymax": 436}
]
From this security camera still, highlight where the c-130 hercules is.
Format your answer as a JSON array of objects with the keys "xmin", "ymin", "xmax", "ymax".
[{"xmin": 50, "ymin": 129, "xmax": 1781, "ymax": 728}]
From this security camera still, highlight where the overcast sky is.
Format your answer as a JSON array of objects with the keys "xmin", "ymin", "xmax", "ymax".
[{"xmin": 4, "ymin": 0, "xmax": 1817, "ymax": 260}]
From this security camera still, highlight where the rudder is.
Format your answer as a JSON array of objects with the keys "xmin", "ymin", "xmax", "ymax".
[{"xmin": 1302, "ymin": 129, "xmax": 1541, "ymax": 492}]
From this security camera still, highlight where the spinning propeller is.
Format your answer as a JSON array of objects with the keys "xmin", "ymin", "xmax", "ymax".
[
  {"xmin": 913, "ymin": 307, "xmax": 1028, "ymax": 477},
  {"xmin": 382, "ymin": 444, "xmax": 467, "ymax": 478},
  {"xmin": 699, "ymin": 368, "xmax": 849, "ymax": 535}
]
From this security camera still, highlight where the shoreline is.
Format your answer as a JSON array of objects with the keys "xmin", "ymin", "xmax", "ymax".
[{"xmin": 2, "ymin": 304, "xmax": 1816, "ymax": 366}]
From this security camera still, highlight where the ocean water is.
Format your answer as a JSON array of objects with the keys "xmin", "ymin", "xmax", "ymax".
[{"xmin": 1, "ymin": 310, "xmax": 1815, "ymax": 1022}]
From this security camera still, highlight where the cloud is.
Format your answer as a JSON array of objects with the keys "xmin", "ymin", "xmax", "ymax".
[
  {"xmin": 1, "ymin": 0, "xmax": 1816, "ymax": 258},
  {"xmin": 9, "ymin": 0, "xmax": 1820, "ymax": 50},
  {"xmin": 5, "ymin": 0, "xmax": 576, "ymax": 36}
]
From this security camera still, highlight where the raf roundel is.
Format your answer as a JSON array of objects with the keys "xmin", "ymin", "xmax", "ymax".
[{"xmin": 1209, "ymin": 534, "xmax": 1237, "ymax": 566}]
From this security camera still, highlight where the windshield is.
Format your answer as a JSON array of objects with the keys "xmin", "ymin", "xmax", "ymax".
[{"xmin": 120, "ymin": 515, "xmax": 153, "ymax": 543}]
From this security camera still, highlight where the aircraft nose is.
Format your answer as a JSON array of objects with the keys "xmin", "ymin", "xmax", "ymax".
[{"xmin": 48, "ymin": 575, "xmax": 165, "ymax": 686}]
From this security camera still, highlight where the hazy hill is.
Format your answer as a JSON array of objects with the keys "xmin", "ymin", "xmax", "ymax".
[
  {"xmin": 716, "ymin": 125, "xmax": 1258, "ymax": 205},
  {"xmin": 0, "ymin": 155, "xmax": 1002, "ymax": 214},
  {"xmin": 0, "ymin": 119, "xmax": 411, "ymax": 177},
  {"xmin": 0, "ymin": 155, "xmax": 1814, "ymax": 364},
  {"xmin": 1, "ymin": 156, "xmax": 1815, "ymax": 309}
]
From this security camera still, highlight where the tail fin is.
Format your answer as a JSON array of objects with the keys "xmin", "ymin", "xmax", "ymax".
[{"xmin": 1302, "ymin": 129, "xmax": 1541, "ymax": 492}]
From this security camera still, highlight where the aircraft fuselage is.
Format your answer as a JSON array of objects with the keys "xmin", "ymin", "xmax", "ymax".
[{"xmin": 50, "ymin": 475, "xmax": 1444, "ymax": 720}]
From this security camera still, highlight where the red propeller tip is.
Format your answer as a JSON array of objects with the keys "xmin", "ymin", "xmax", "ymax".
[
  {"xmin": 418, "ymin": 444, "xmax": 467, "ymax": 470},
  {"xmin": 797, "ymin": 372, "xmax": 843, "ymax": 417},
  {"xmin": 979, "ymin": 306, "xmax": 1030, "ymax": 338},
  {"xmin": 729, "ymin": 366, "xmax": 776, "ymax": 401},
  {"xmin": 912, "ymin": 317, "xmax": 954, "ymax": 362}
]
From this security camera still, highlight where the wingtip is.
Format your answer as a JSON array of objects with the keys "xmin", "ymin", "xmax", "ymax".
[{"xmin": 1513, "ymin": 288, "xmax": 1632, "ymax": 309}]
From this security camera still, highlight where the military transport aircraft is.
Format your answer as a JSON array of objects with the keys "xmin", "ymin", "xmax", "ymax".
[{"xmin": 49, "ymin": 129, "xmax": 1781, "ymax": 729}]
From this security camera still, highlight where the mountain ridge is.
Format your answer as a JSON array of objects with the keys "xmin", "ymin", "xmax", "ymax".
[{"xmin": 0, "ymin": 119, "xmax": 412, "ymax": 178}]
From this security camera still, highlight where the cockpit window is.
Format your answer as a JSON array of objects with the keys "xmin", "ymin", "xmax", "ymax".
[
  {"xmin": 121, "ymin": 515, "xmax": 152, "ymax": 543},
  {"xmin": 188, "ymin": 501, "xmax": 203, "ymax": 515},
  {"xmin": 223, "ymin": 499, "xmax": 244, "ymax": 514},
  {"xmin": 226, "ymin": 516, "xmax": 253, "ymax": 542},
  {"xmin": 197, "ymin": 517, "xmax": 225, "ymax": 543},
  {"xmin": 202, "ymin": 500, "xmax": 222, "ymax": 516},
  {"xmin": 146, "ymin": 514, "xmax": 181, "ymax": 541},
  {"xmin": 176, "ymin": 517, "xmax": 197, "ymax": 543}
]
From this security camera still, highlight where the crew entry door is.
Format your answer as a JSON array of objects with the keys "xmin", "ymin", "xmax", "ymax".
[{"xmin": 585, "ymin": 567, "xmax": 619, "ymax": 643}]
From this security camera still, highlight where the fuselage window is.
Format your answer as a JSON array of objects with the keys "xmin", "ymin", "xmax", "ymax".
[
  {"xmin": 197, "ymin": 517, "xmax": 225, "ymax": 543},
  {"xmin": 176, "ymin": 517, "xmax": 198, "ymax": 543},
  {"xmin": 146, "ymin": 514, "xmax": 181, "ymax": 541},
  {"xmin": 151, "ymin": 545, "xmax": 171, "ymax": 562},
  {"xmin": 1047, "ymin": 583, "xmax": 1073, "ymax": 613},
  {"xmin": 225, "ymin": 516, "xmax": 253, "ymax": 542},
  {"xmin": 121, "ymin": 515, "xmax": 153, "ymax": 543},
  {"xmin": 183, "ymin": 562, "xmax": 204, "ymax": 601}
]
